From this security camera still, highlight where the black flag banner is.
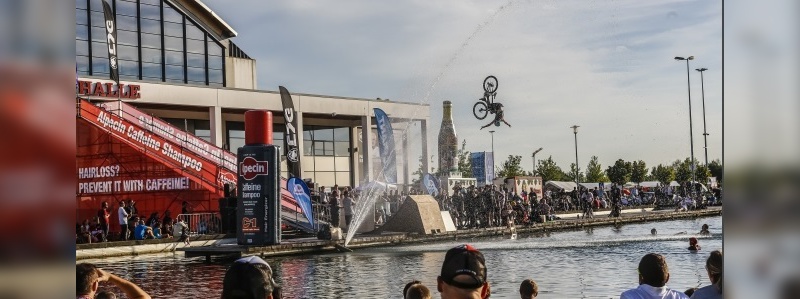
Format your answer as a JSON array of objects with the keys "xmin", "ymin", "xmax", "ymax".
[
  {"xmin": 279, "ymin": 86, "xmax": 302, "ymax": 178},
  {"xmin": 101, "ymin": 0, "xmax": 119, "ymax": 83}
]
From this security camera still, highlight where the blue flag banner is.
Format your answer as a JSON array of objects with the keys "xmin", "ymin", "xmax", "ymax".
[
  {"xmin": 485, "ymin": 151, "xmax": 495, "ymax": 183},
  {"xmin": 287, "ymin": 178, "xmax": 314, "ymax": 227},
  {"xmin": 471, "ymin": 152, "xmax": 486, "ymax": 186},
  {"xmin": 373, "ymin": 108, "xmax": 398, "ymax": 183},
  {"xmin": 422, "ymin": 173, "xmax": 439, "ymax": 196}
]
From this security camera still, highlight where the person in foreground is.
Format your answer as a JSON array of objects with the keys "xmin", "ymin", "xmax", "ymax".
[
  {"xmin": 690, "ymin": 250, "xmax": 722, "ymax": 299},
  {"xmin": 519, "ymin": 278, "xmax": 538, "ymax": 298},
  {"xmin": 437, "ymin": 244, "xmax": 490, "ymax": 299},
  {"xmin": 405, "ymin": 282, "xmax": 433, "ymax": 299},
  {"xmin": 221, "ymin": 256, "xmax": 281, "ymax": 299},
  {"xmin": 76, "ymin": 263, "xmax": 150, "ymax": 299},
  {"xmin": 620, "ymin": 253, "xmax": 689, "ymax": 299}
]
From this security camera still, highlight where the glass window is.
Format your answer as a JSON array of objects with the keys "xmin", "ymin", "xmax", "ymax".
[
  {"xmin": 77, "ymin": 0, "xmax": 88, "ymax": 9},
  {"xmin": 187, "ymin": 53, "xmax": 204, "ymax": 68},
  {"xmin": 334, "ymin": 141, "xmax": 350, "ymax": 156},
  {"xmin": 334, "ymin": 127, "xmax": 349, "ymax": 141},
  {"xmin": 195, "ymin": 130, "xmax": 211, "ymax": 143},
  {"xmin": 116, "ymin": 0, "xmax": 137, "ymax": 17},
  {"xmin": 164, "ymin": 21, "xmax": 183, "ymax": 38},
  {"xmin": 141, "ymin": 33, "xmax": 161, "ymax": 48},
  {"xmin": 77, "ymin": 55, "xmax": 90, "ymax": 73},
  {"xmin": 76, "ymin": 8, "xmax": 88, "ymax": 25},
  {"xmin": 139, "ymin": 3, "xmax": 161, "ymax": 21},
  {"xmin": 142, "ymin": 62, "xmax": 161, "ymax": 78},
  {"xmin": 165, "ymin": 64, "xmax": 184, "ymax": 81},
  {"xmin": 116, "ymin": 15, "xmax": 137, "ymax": 31},
  {"xmin": 91, "ymin": 26, "xmax": 106, "ymax": 41},
  {"xmin": 75, "ymin": 39, "xmax": 89, "ymax": 56},
  {"xmin": 165, "ymin": 50, "xmax": 183, "ymax": 65},
  {"xmin": 76, "ymin": 26, "xmax": 89, "ymax": 42},
  {"xmin": 186, "ymin": 23, "xmax": 204, "ymax": 40},
  {"xmin": 163, "ymin": 4, "xmax": 183, "ymax": 23},
  {"xmin": 140, "ymin": 18, "xmax": 160, "ymax": 34},
  {"xmin": 117, "ymin": 44, "xmax": 137, "ymax": 61},
  {"xmin": 91, "ymin": 41, "xmax": 109, "ymax": 58},
  {"xmin": 303, "ymin": 139, "xmax": 312, "ymax": 155},
  {"xmin": 207, "ymin": 41, "xmax": 223, "ymax": 56},
  {"xmin": 117, "ymin": 30, "xmax": 137, "ymax": 46},
  {"xmin": 186, "ymin": 39, "xmax": 205, "ymax": 54},
  {"xmin": 164, "ymin": 36, "xmax": 183, "ymax": 51},
  {"xmin": 187, "ymin": 67, "xmax": 205, "ymax": 83},
  {"xmin": 90, "ymin": 11, "xmax": 105, "ymax": 28},
  {"xmin": 209, "ymin": 69, "xmax": 223, "ymax": 84},
  {"xmin": 141, "ymin": 48, "xmax": 162, "ymax": 64},
  {"xmin": 208, "ymin": 55, "xmax": 223, "ymax": 70},
  {"xmin": 91, "ymin": 56, "xmax": 110, "ymax": 75},
  {"xmin": 140, "ymin": 0, "xmax": 160, "ymax": 5},
  {"xmin": 89, "ymin": 0, "xmax": 104, "ymax": 12},
  {"xmin": 315, "ymin": 128, "xmax": 334, "ymax": 141},
  {"xmin": 304, "ymin": 129, "xmax": 313, "ymax": 141},
  {"xmin": 119, "ymin": 60, "xmax": 138, "ymax": 77}
]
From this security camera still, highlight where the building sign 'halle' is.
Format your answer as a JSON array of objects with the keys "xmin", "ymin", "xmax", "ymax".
[{"xmin": 77, "ymin": 80, "xmax": 141, "ymax": 99}]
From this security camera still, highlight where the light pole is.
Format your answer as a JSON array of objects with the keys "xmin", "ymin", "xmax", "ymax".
[
  {"xmin": 489, "ymin": 130, "xmax": 495, "ymax": 181},
  {"xmin": 696, "ymin": 67, "xmax": 709, "ymax": 167},
  {"xmin": 570, "ymin": 125, "xmax": 580, "ymax": 210},
  {"xmin": 532, "ymin": 147, "xmax": 543, "ymax": 176},
  {"xmin": 675, "ymin": 56, "xmax": 697, "ymax": 196}
]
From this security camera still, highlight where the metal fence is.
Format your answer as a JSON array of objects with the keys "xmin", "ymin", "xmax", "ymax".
[{"xmin": 176, "ymin": 213, "xmax": 222, "ymax": 236}]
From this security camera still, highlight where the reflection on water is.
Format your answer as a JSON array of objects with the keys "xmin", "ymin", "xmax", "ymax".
[{"xmin": 85, "ymin": 216, "xmax": 722, "ymax": 299}]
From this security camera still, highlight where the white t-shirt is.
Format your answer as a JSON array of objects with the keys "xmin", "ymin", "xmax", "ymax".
[
  {"xmin": 118, "ymin": 207, "xmax": 129, "ymax": 225},
  {"xmin": 620, "ymin": 284, "xmax": 689, "ymax": 299}
]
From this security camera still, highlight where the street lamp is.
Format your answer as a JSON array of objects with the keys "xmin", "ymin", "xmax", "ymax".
[
  {"xmin": 489, "ymin": 130, "xmax": 495, "ymax": 181},
  {"xmin": 532, "ymin": 147, "xmax": 543, "ymax": 176},
  {"xmin": 675, "ymin": 56, "xmax": 697, "ymax": 196},
  {"xmin": 570, "ymin": 125, "xmax": 580, "ymax": 209},
  {"xmin": 696, "ymin": 67, "xmax": 709, "ymax": 167}
]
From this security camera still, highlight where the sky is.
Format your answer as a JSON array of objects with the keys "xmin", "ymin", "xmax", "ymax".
[{"xmin": 204, "ymin": 0, "xmax": 723, "ymax": 174}]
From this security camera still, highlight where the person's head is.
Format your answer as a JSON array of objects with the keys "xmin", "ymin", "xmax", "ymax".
[
  {"xmin": 706, "ymin": 250, "xmax": 723, "ymax": 294},
  {"xmin": 404, "ymin": 280, "xmax": 422, "ymax": 297},
  {"xmin": 101, "ymin": 201, "xmax": 108, "ymax": 208},
  {"xmin": 689, "ymin": 237, "xmax": 698, "ymax": 246},
  {"xmin": 221, "ymin": 256, "xmax": 278, "ymax": 299},
  {"xmin": 684, "ymin": 287, "xmax": 697, "ymax": 297},
  {"xmin": 702, "ymin": 224, "xmax": 709, "ymax": 231},
  {"xmin": 437, "ymin": 244, "xmax": 489, "ymax": 299},
  {"xmin": 651, "ymin": 228, "xmax": 657, "ymax": 235},
  {"xmin": 637, "ymin": 253, "xmax": 670, "ymax": 287},
  {"xmin": 519, "ymin": 279, "xmax": 538, "ymax": 299},
  {"xmin": 405, "ymin": 282, "xmax": 432, "ymax": 299},
  {"xmin": 96, "ymin": 291, "xmax": 117, "ymax": 299},
  {"xmin": 119, "ymin": 201, "xmax": 126, "ymax": 207},
  {"xmin": 76, "ymin": 263, "xmax": 100, "ymax": 297}
]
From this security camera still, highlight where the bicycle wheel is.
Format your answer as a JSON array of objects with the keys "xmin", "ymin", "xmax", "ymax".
[
  {"xmin": 473, "ymin": 101, "xmax": 488, "ymax": 120},
  {"xmin": 483, "ymin": 75, "xmax": 498, "ymax": 93}
]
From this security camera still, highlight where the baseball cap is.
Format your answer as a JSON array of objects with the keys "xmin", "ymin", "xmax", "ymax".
[
  {"xmin": 221, "ymin": 256, "xmax": 279, "ymax": 299},
  {"xmin": 440, "ymin": 244, "xmax": 487, "ymax": 289}
]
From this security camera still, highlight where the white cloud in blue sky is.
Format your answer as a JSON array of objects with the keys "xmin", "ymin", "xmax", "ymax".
[{"xmin": 205, "ymin": 0, "xmax": 722, "ymax": 172}]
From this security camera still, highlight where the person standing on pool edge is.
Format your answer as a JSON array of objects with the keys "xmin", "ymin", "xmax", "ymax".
[{"xmin": 620, "ymin": 253, "xmax": 689, "ymax": 299}]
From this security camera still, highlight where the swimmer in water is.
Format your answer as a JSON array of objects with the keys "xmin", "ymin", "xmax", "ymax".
[
  {"xmin": 651, "ymin": 228, "xmax": 657, "ymax": 235},
  {"xmin": 688, "ymin": 237, "xmax": 701, "ymax": 251},
  {"xmin": 700, "ymin": 224, "xmax": 710, "ymax": 235}
]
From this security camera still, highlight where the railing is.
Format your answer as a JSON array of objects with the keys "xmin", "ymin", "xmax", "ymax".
[{"xmin": 176, "ymin": 213, "xmax": 222, "ymax": 236}]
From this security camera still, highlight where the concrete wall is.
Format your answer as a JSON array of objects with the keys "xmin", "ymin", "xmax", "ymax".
[{"xmin": 225, "ymin": 57, "xmax": 258, "ymax": 89}]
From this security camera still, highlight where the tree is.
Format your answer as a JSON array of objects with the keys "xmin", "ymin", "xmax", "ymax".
[
  {"xmin": 456, "ymin": 139, "xmax": 472, "ymax": 178},
  {"xmin": 708, "ymin": 159, "xmax": 722, "ymax": 181},
  {"xmin": 695, "ymin": 164, "xmax": 711, "ymax": 186},
  {"xmin": 411, "ymin": 155, "xmax": 436, "ymax": 187},
  {"xmin": 497, "ymin": 155, "xmax": 526, "ymax": 178},
  {"xmin": 605, "ymin": 159, "xmax": 632, "ymax": 185},
  {"xmin": 563, "ymin": 163, "xmax": 585, "ymax": 182},
  {"xmin": 674, "ymin": 158, "xmax": 693, "ymax": 183},
  {"xmin": 651, "ymin": 164, "xmax": 675, "ymax": 186},
  {"xmin": 630, "ymin": 160, "xmax": 648, "ymax": 185},
  {"xmin": 585, "ymin": 156, "xmax": 608, "ymax": 182},
  {"xmin": 536, "ymin": 156, "xmax": 564, "ymax": 182}
]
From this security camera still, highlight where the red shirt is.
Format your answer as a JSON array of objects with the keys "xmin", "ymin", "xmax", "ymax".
[{"xmin": 97, "ymin": 208, "xmax": 110, "ymax": 225}]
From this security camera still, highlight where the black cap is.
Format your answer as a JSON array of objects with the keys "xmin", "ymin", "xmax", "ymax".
[{"xmin": 440, "ymin": 244, "xmax": 487, "ymax": 289}]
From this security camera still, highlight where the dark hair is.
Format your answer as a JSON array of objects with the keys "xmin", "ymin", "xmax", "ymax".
[
  {"xmin": 684, "ymin": 287, "xmax": 697, "ymax": 296},
  {"xmin": 76, "ymin": 263, "xmax": 99, "ymax": 296},
  {"xmin": 706, "ymin": 250, "xmax": 723, "ymax": 294},
  {"xmin": 638, "ymin": 253, "xmax": 669, "ymax": 287},
  {"xmin": 403, "ymin": 280, "xmax": 422, "ymax": 297},
  {"xmin": 221, "ymin": 258, "xmax": 276, "ymax": 299},
  {"xmin": 96, "ymin": 291, "xmax": 117, "ymax": 299},
  {"xmin": 519, "ymin": 279, "xmax": 538, "ymax": 298},
  {"xmin": 405, "ymin": 283, "xmax": 431, "ymax": 299}
]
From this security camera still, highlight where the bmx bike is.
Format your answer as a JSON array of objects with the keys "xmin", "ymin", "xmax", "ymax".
[{"xmin": 473, "ymin": 75, "xmax": 498, "ymax": 120}]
